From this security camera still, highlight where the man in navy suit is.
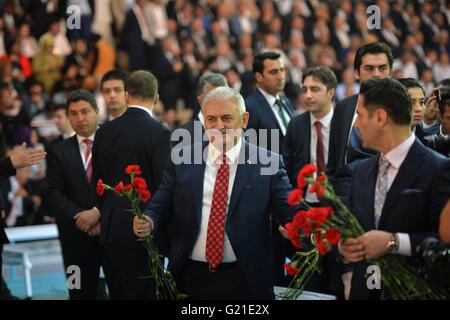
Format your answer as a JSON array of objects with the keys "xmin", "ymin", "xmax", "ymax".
[
  {"xmin": 339, "ymin": 78, "xmax": 450, "ymax": 300},
  {"xmin": 46, "ymin": 90, "xmax": 101, "ymax": 299},
  {"xmin": 245, "ymin": 51, "xmax": 294, "ymax": 286},
  {"xmin": 134, "ymin": 87, "xmax": 296, "ymax": 299},
  {"xmin": 172, "ymin": 72, "xmax": 228, "ymax": 149},
  {"xmin": 327, "ymin": 42, "xmax": 393, "ymax": 198},
  {"xmin": 284, "ymin": 66, "xmax": 338, "ymax": 294},
  {"xmin": 92, "ymin": 70, "xmax": 171, "ymax": 299}
]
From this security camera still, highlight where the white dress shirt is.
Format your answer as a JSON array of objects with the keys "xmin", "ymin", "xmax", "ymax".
[
  {"xmin": 189, "ymin": 139, "xmax": 243, "ymax": 263},
  {"xmin": 305, "ymin": 108, "xmax": 334, "ymax": 203},
  {"xmin": 258, "ymin": 88, "xmax": 290, "ymax": 136}
]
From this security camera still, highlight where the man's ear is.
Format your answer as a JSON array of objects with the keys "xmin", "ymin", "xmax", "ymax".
[
  {"xmin": 376, "ymin": 108, "xmax": 389, "ymax": 127},
  {"xmin": 154, "ymin": 94, "xmax": 159, "ymax": 105},
  {"xmin": 255, "ymin": 72, "xmax": 262, "ymax": 83},
  {"xmin": 242, "ymin": 111, "xmax": 250, "ymax": 129}
]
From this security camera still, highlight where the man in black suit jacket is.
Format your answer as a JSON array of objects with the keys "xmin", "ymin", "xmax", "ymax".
[
  {"xmin": 284, "ymin": 66, "xmax": 338, "ymax": 294},
  {"xmin": 327, "ymin": 42, "xmax": 393, "ymax": 198},
  {"xmin": 245, "ymin": 51, "xmax": 294, "ymax": 154},
  {"xmin": 46, "ymin": 90, "xmax": 101, "ymax": 299},
  {"xmin": 1, "ymin": 144, "xmax": 46, "ymax": 299},
  {"xmin": 92, "ymin": 70, "xmax": 171, "ymax": 299},
  {"xmin": 172, "ymin": 72, "xmax": 228, "ymax": 149},
  {"xmin": 339, "ymin": 78, "xmax": 450, "ymax": 300},
  {"xmin": 133, "ymin": 87, "xmax": 297, "ymax": 299},
  {"xmin": 245, "ymin": 51, "xmax": 294, "ymax": 285}
]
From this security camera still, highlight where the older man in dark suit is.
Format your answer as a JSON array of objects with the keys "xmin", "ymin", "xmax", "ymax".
[{"xmin": 134, "ymin": 87, "xmax": 297, "ymax": 299}]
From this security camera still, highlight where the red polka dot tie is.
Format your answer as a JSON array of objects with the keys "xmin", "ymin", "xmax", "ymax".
[{"xmin": 206, "ymin": 154, "xmax": 229, "ymax": 269}]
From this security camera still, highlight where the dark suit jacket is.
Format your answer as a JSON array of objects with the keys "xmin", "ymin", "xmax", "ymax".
[
  {"xmin": 171, "ymin": 114, "xmax": 206, "ymax": 149},
  {"xmin": 0, "ymin": 157, "xmax": 15, "ymax": 181},
  {"xmin": 245, "ymin": 89, "xmax": 293, "ymax": 153},
  {"xmin": 45, "ymin": 136, "xmax": 99, "ymax": 259},
  {"xmin": 327, "ymin": 94, "xmax": 358, "ymax": 177},
  {"xmin": 0, "ymin": 157, "xmax": 16, "ymax": 244},
  {"xmin": 92, "ymin": 107, "xmax": 171, "ymax": 247},
  {"xmin": 283, "ymin": 112, "xmax": 314, "ymax": 188},
  {"xmin": 347, "ymin": 139, "xmax": 450, "ymax": 299},
  {"xmin": 144, "ymin": 141, "xmax": 296, "ymax": 299},
  {"xmin": 119, "ymin": 9, "xmax": 150, "ymax": 71}
]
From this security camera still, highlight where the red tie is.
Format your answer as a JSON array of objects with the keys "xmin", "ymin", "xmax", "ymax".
[
  {"xmin": 206, "ymin": 154, "xmax": 229, "ymax": 269},
  {"xmin": 83, "ymin": 138, "xmax": 93, "ymax": 182},
  {"xmin": 314, "ymin": 121, "xmax": 325, "ymax": 173}
]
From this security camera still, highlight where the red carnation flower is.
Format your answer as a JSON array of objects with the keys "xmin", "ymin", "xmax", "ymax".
[
  {"xmin": 133, "ymin": 177, "xmax": 147, "ymax": 192},
  {"xmin": 139, "ymin": 189, "xmax": 151, "ymax": 202},
  {"xmin": 114, "ymin": 181, "xmax": 124, "ymax": 195},
  {"xmin": 123, "ymin": 184, "xmax": 133, "ymax": 193},
  {"xmin": 326, "ymin": 228, "xmax": 341, "ymax": 246},
  {"xmin": 96, "ymin": 179, "xmax": 105, "ymax": 196},
  {"xmin": 287, "ymin": 189, "xmax": 303, "ymax": 206},
  {"xmin": 316, "ymin": 174, "xmax": 326, "ymax": 183},
  {"xmin": 125, "ymin": 165, "xmax": 142, "ymax": 175},
  {"xmin": 296, "ymin": 174, "xmax": 307, "ymax": 189},
  {"xmin": 284, "ymin": 263, "xmax": 300, "ymax": 276},
  {"xmin": 299, "ymin": 163, "xmax": 317, "ymax": 178}
]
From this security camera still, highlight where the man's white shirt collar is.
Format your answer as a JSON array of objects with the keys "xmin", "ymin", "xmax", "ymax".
[
  {"xmin": 207, "ymin": 137, "xmax": 242, "ymax": 165},
  {"xmin": 382, "ymin": 133, "xmax": 415, "ymax": 169}
]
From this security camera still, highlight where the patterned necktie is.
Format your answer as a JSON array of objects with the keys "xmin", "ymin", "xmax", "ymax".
[
  {"xmin": 83, "ymin": 138, "xmax": 93, "ymax": 182},
  {"xmin": 314, "ymin": 121, "xmax": 326, "ymax": 173},
  {"xmin": 374, "ymin": 158, "xmax": 390, "ymax": 228},
  {"xmin": 275, "ymin": 98, "xmax": 289, "ymax": 128},
  {"xmin": 206, "ymin": 154, "xmax": 230, "ymax": 269}
]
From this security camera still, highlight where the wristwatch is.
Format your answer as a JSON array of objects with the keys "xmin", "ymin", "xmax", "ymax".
[{"xmin": 386, "ymin": 233, "xmax": 399, "ymax": 254}]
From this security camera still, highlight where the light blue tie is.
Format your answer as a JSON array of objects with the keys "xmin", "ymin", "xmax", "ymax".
[{"xmin": 374, "ymin": 158, "xmax": 390, "ymax": 228}]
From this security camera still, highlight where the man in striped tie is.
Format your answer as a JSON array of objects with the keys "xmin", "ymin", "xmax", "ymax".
[{"xmin": 46, "ymin": 89, "xmax": 102, "ymax": 299}]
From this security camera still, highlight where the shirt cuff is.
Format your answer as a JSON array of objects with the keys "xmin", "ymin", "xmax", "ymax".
[{"xmin": 397, "ymin": 233, "xmax": 411, "ymax": 256}]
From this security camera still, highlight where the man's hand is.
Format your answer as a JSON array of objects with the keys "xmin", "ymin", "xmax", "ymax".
[
  {"xmin": 133, "ymin": 215, "xmax": 154, "ymax": 238},
  {"xmin": 87, "ymin": 222, "xmax": 101, "ymax": 237},
  {"xmin": 10, "ymin": 143, "xmax": 46, "ymax": 169},
  {"xmin": 74, "ymin": 208, "xmax": 101, "ymax": 232},
  {"xmin": 339, "ymin": 238, "xmax": 365, "ymax": 262},
  {"xmin": 358, "ymin": 230, "xmax": 392, "ymax": 260}
]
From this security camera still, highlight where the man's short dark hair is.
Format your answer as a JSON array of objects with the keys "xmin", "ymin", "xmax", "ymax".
[
  {"xmin": 126, "ymin": 70, "xmax": 158, "ymax": 102},
  {"xmin": 302, "ymin": 66, "xmax": 337, "ymax": 91},
  {"xmin": 196, "ymin": 72, "xmax": 228, "ymax": 97},
  {"xmin": 66, "ymin": 89, "xmax": 97, "ymax": 111},
  {"xmin": 253, "ymin": 51, "xmax": 281, "ymax": 74},
  {"xmin": 359, "ymin": 78, "xmax": 412, "ymax": 126},
  {"xmin": 354, "ymin": 42, "xmax": 393, "ymax": 72},
  {"xmin": 101, "ymin": 69, "xmax": 129, "ymax": 90},
  {"xmin": 398, "ymin": 78, "xmax": 426, "ymax": 96}
]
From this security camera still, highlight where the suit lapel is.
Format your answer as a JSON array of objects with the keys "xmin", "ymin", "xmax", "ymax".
[
  {"xmin": 378, "ymin": 140, "xmax": 425, "ymax": 228},
  {"xmin": 228, "ymin": 142, "xmax": 253, "ymax": 219},
  {"xmin": 360, "ymin": 157, "xmax": 378, "ymax": 230},
  {"xmin": 302, "ymin": 113, "xmax": 311, "ymax": 164},
  {"xmin": 255, "ymin": 90, "xmax": 282, "ymax": 131},
  {"xmin": 192, "ymin": 143, "xmax": 207, "ymax": 226}
]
